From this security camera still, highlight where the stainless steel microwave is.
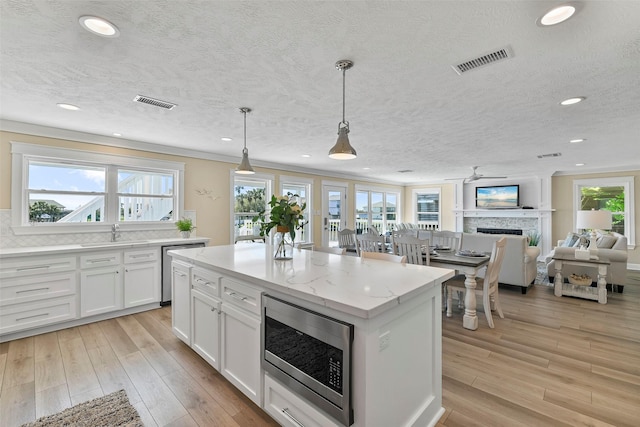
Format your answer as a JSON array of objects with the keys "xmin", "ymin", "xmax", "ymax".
[{"xmin": 262, "ymin": 294, "xmax": 354, "ymax": 426}]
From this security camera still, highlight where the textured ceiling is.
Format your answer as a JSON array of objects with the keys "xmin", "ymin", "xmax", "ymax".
[{"xmin": 1, "ymin": 1, "xmax": 639, "ymax": 184}]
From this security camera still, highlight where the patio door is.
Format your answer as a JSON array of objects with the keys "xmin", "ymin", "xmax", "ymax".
[{"xmin": 322, "ymin": 183, "xmax": 347, "ymax": 247}]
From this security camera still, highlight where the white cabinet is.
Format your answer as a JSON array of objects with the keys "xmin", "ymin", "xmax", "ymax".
[
  {"xmin": 80, "ymin": 251, "xmax": 123, "ymax": 317},
  {"xmin": 124, "ymin": 248, "xmax": 160, "ymax": 308},
  {"xmin": 220, "ymin": 277, "xmax": 262, "ymax": 405},
  {"xmin": 191, "ymin": 267, "xmax": 222, "ymax": 369},
  {"xmin": 0, "ymin": 255, "xmax": 77, "ymax": 334},
  {"xmin": 171, "ymin": 260, "xmax": 191, "ymax": 345},
  {"xmin": 264, "ymin": 374, "xmax": 340, "ymax": 427}
]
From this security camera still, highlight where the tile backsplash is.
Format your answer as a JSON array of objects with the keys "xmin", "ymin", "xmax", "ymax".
[{"xmin": 0, "ymin": 209, "xmax": 181, "ymax": 248}]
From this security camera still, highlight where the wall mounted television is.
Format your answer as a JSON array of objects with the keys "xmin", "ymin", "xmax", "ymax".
[{"xmin": 476, "ymin": 185, "xmax": 520, "ymax": 208}]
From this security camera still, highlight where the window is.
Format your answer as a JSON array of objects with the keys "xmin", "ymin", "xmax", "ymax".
[
  {"xmin": 232, "ymin": 173, "xmax": 273, "ymax": 242},
  {"xmin": 355, "ymin": 186, "xmax": 401, "ymax": 234},
  {"xmin": 280, "ymin": 176, "xmax": 312, "ymax": 244},
  {"xmin": 11, "ymin": 142, "xmax": 184, "ymax": 233},
  {"xmin": 413, "ymin": 189, "xmax": 441, "ymax": 228},
  {"xmin": 574, "ymin": 177, "xmax": 634, "ymax": 247}
]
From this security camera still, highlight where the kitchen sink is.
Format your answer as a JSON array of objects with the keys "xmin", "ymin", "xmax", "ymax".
[{"xmin": 80, "ymin": 240, "xmax": 149, "ymax": 247}]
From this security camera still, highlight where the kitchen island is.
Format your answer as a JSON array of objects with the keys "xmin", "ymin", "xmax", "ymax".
[{"xmin": 169, "ymin": 243, "xmax": 454, "ymax": 427}]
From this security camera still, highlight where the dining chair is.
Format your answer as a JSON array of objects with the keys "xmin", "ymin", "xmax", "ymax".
[
  {"xmin": 356, "ymin": 233, "xmax": 386, "ymax": 254},
  {"xmin": 431, "ymin": 230, "xmax": 463, "ymax": 251},
  {"xmin": 337, "ymin": 228, "xmax": 357, "ymax": 254},
  {"xmin": 312, "ymin": 246, "xmax": 346, "ymax": 255},
  {"xmin": 393, "ymin": 235, "xmax": 430, "ymax": 266},
  {"xmin": 361, "ymin": 251, "xmax": 407, "ymax": 263},
  {"xmin": 416, "ymin": 229, "xmax": 433, "ymax": 241},
  {"xmin": 445, "ymin": 236, "xmax": 507, "ymax": 328}
]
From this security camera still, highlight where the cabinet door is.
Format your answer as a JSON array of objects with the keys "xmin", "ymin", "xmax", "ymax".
[
  {"xmin": 124, "ymin": 262, "xmax": 160, "ymax": 308},
  {"xmin": 221, "ymin": 302, "xmax": 261, "ymax": 405},
  {"xmin": 191, "ymin": 289, "xmax": 221, "ymax": 370},
  {"xmin": 171, "ymin": 261, "xmax": 191, "ymax": 345},
  {"xmin": 80, "ymin": 266, "xmax": 123, "ymax": 317}
]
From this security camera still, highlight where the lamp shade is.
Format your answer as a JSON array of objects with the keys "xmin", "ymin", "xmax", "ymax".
[
  {"xmin": 235, "ymin": 148, "xmax": 255, "ymax": 174},
  {"xmin": 328, "ymin": 126, "xmax": 357, "ymax": 160},
  {"xmin": 576, "ymin": 210, "xmax": 612, "ymax": 231}
]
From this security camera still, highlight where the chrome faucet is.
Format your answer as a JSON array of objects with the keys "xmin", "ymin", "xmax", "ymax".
[{"xmin": 111, "ymin": 224, "xmax": 121, "ymax": 242}]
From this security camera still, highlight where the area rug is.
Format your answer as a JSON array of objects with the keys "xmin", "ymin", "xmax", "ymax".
[
  {"xmin": 21, "ymin": 390, "xmax": 143, "ymax": 427},
  {"xmin": 536, "ymin": 261, "xmax": 551, "ymax": 286}
]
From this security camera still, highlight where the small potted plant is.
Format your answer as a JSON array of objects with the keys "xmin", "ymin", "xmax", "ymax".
[
  {"xmin": 527, "ymin": 230, "xmax": 541, "ymax": 247},
  {"xmin": 175, "ymin": 217, "xmax": 195, "ymax": 238}
]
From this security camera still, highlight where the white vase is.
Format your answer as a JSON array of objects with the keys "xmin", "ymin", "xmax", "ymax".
[{"xmin": 181, "ymin": 230, "xmax": 191, "ymax": 238}]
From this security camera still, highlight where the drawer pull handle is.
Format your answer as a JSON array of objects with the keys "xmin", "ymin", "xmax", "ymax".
[
  {"xmin": 175, "ymin": 272, "xmax": 187, "ymax": 277},
  {"xmin": 88, "ymin": 258, "xmax": 113, "ymax": 263},
  {"xmin": 16, "ymin": 265, "xmax": 50, "ymax": 271},
  {"xmin": 130, "ymin": 254, "xmax": 152, "ymax": 258},
  {"xmin": 210, "ymin": 306, "xmax": 217, "ymax": 312},
  {"xmin": 195, "ymin": 278, "xmax": 211, "ymax": 286},
  {"xmin": 16, "ymin": 313, "xmax": 49, "ymax": 322},
  {"xmin": 16, "ymin": 287, "xmax": 49, "ymax": 294},
  {"xmin": 227, "ymin": 292, "xmax": 248, "ymax": 301},
  {"xmin": 282, "ymin": 408, "xmax": 305, "ymax": 427}
]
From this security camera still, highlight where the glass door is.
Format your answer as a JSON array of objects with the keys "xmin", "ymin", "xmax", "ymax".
[{"xmin": 322, "ymin": 184, "xmax": 347, "ymax": 247}]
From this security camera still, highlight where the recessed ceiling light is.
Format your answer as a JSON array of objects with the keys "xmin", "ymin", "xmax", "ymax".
[
  {"xmin": 113, "ymin": 133, "xmax": 122, "ymax": 137},
  {"xmin": 301, "ymin": 154, "xmax": 311, "ymax": 158},
  {"xmin": 538, "ymin": 5, "xmax": 576, "ymax": 26},
  {"xmin": 560, "ymin": 96, "xmax": 585, "ymax": 106},
  {"xmin": 221, "ymin": 137, "xmax": 232, "ymax": 142},
  {"xmin": 569, "ymin": 138, "xmax": 585, "ymax": 143},
  {"xmin": 79, "ymin": 16, "xmax": 120, "ymax": 37},
  {"xmin": 362, "ymin": 167, "xmax": 370, "ymax": 170},
  {"xmin": 57, "ymin": 103, "xmax": 80, "ymax": 111},
  {"xmin": 576, "ymin": 163, "xmax": 585, "ymax": 166}
]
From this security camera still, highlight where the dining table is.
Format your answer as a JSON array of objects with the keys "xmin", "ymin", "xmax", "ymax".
[{"xmin": 428, "ymin": 250, "xmax": 491, "ymax": 330}]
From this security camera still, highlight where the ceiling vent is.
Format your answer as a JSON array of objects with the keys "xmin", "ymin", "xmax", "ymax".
[
  {"xmin": 133, "ymin": 95, "xmax": 177, "ymax": 110},
  {"xmin": 452, "ymin": 47, "xmax": 513, "ymax": 75},
  {"xmin": 537, "ymin": 152, "xmax": 562, "ymax": 159},
  {"xmin": 398, "ymin": 169, "xmax": 414, "ymax": 173}
]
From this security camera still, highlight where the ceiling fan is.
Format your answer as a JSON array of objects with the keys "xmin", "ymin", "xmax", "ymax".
[{"xmin": 445, "ymin": 166, "xmax": 507, "ymax": 184}]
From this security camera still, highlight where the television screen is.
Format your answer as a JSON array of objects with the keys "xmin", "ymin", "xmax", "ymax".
[{"xmin": 476, "ymin": 185, "xmax": 519, "ymax": 208}]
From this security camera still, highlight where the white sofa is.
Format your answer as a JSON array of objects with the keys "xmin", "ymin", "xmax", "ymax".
[
  {"xmin": 545, "ymin": 231, "xmax": 628, "ymax": 293},
  {"xmin": 460, "ymin": 233, "xmax": 541, "ymax": 294}
]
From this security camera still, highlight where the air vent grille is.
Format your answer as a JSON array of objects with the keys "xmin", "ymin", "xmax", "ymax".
[
  {"xmin": 452, "ymin": 47, "xmax": 512, "ymax": 75},
  {"xmin": 537, "ymin": 152, "xmax": 562, "ymax": 159},
  {"xmin": 133, "ymin": 95, "xmax": 177, "ymax": 110},
  {"xmin": 398, "ymin": 170, "xmax": 414, "ymax": 173}
]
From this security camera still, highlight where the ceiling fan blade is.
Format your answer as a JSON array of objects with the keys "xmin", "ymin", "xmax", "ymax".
[{"xmin": 477, "ymin": 176, "xmax": 507, "ymax": 179}]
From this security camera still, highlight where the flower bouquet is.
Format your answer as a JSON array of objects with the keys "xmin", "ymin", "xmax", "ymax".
[{"xmin": 254, "ymin": 192, "xmax": 307, "ymax": 260}]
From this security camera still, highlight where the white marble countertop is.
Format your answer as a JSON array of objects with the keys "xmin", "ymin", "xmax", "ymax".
[
  {"xmin": 0, "ymin": 237, "xmax": 210, "ymax": 258},
  {"xmin": 169, "ymin": 244, "xmax": 454, "ymax": 319}
]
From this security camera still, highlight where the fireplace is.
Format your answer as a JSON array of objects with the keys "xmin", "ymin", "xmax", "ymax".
[{"xmin": 477, "ymin": 227, "xmax": 523, "ymax": 235}]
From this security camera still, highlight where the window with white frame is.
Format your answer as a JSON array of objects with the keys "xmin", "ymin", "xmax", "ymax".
[
  {"xmin": 280, "ymin": 176, "xmax": 312, "ymax": 244},
  {"xmin": 355, "ymin": 187, "xmax": 400, "ymax": 234},
  {"xmin": 413, "ymin": 188, "xmax": 441, "ymax": 229},
  {"xmin": 232, "ymin": 173, "xmax": 273, "ymax": 242},
  {"xmin": 11, "ymin": 142, "xmax": 183, "ymax": 231},
  {"xmin": 574, "ymin": 177, "xmax": 634, "ymax": 247}
]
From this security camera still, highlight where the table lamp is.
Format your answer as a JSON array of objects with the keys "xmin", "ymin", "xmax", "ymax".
[{"xmin": 576, "ymin": 209, "xmax": 612, "ymax": 253}]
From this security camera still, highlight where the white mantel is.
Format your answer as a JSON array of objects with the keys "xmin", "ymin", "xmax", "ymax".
[{"xmin": 452, "ymin": 177, "xmax": 553, "ymax": 258}]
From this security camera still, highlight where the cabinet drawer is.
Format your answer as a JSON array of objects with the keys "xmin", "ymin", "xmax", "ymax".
[
  {"xmin": 0, "ymin": 272, "xmax": 76, "ymax": 306},
  {"xmin": 124, "ymin": 248, "xmax": 159, "ymax": 264},
  {"xmin": 0, "ymin": 296, "xmax": 77, "ymax": 334},
  {"xmin": 0, "ymin": 256, "xmax": 76, "ymax": 279},
  {"xmin": 80, "ymin": 252, "xmax": 122, "ymax": 269},
  {"xmin": 221, "ymin": 277, "xmax": 261, "ymax": 315},
  {"xmin": 192, "ymin": 267, "xmax": 221, "ymax": 298},
  {"xmin": 264, "ymin": 374, "xmax": 340, "ymax": 427}
]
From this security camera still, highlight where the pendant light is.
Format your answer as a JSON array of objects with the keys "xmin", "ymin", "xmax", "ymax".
[
  {"xmin": 236, "ymin": 107, "xmax": 255, "ymax": 174},
  {"xmin": 329, "ymin": 60, "xmax": 357, "ymax": 160}
]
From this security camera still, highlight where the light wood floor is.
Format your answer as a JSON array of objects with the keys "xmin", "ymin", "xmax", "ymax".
[{"xmin": 1, "ymin": 276, "xmax": 638, "ymax": 427}]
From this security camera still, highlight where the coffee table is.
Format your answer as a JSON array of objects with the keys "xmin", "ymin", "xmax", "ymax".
[{"xmin": 552, "ymin": 255, "xmax": 610, "ymax": 304}]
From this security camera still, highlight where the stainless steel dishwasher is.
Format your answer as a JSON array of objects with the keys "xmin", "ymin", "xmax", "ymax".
[{"xmin": 161, "ymin": 242, "xmax": 205, "ymax": 305}]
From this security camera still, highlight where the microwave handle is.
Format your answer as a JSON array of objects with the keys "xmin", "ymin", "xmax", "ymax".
[{"xmin": 282, "ymin": 408, "xmax": 305, "ymax": 427}]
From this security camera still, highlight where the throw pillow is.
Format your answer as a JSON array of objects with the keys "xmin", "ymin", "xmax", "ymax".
[
  {"xmin": 596, "ymin": 234, "xmax": 617, "ymax": 249},
  {"xmin": 562, "ymin": 232, "xmax": 580, "ymax": 247}
]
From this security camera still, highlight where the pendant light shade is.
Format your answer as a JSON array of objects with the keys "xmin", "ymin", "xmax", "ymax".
[
  {"xmin": 236, "ymin": 107, "xmax": 255, "ymax": 174},
  {"xmin": 329, "ymin": 60, "xmax": 357, "ymax": 160}
]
